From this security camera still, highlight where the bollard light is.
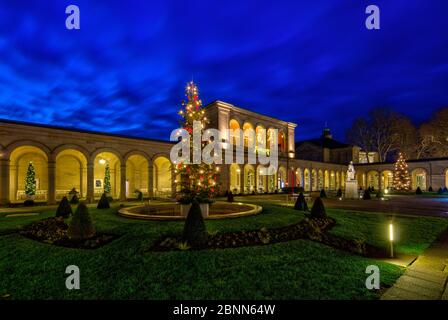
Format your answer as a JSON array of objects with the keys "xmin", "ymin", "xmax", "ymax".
[{"xmin": 389, "ymin": 223, "xmax": 394, "ymax": 258}]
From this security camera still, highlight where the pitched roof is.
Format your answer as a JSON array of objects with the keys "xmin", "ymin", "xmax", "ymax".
[{"xmin": 295, "ymin": 137, "xmax": 351, "ymax": 149}]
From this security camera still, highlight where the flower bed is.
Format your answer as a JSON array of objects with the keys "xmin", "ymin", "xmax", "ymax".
[{"xmin": 20, "ymin": 217, "xmax": 119, "ymax": 249}]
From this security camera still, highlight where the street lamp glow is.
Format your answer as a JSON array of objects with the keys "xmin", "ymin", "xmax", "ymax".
[{"xmin": 389, "ymin": 224, "xmax": 394, "ymax": 241}]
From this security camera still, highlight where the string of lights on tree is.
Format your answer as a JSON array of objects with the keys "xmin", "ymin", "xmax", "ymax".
[
  {"xmin": 393, "ymin": 152, "xmax": 411, "ymax": 190},
  {"xmin": 104, "ymin": 163, "xmax": 111, "ymax": 195},
  {"xmin": 175, "ymin": 81, "xmax": 220, "ymax": 201},
  {"xmin": 25, "ymin": 161, "xmax": 36, "ymax": 196}
]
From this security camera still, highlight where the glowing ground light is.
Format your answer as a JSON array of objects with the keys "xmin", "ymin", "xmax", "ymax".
[{"xmin": 389, "ymin": 224, "xmax": 394, "ymax": 241}]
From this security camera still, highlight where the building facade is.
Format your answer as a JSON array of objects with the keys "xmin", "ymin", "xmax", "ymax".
[{"xmin": 1, "ymin": 100, "xmax": 447, "ymax": 205}]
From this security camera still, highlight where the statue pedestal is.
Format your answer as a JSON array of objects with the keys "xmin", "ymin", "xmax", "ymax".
[{"xmin": 345, "ymin": 180, "xmax": 359, "ymax": 199}]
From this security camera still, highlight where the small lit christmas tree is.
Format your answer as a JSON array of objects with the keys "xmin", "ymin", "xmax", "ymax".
[
  {"xmin": 175, "ymin": 81, "xmax": 219, "ymax": 202},
  {"xmin": 25, "ymin": 161, "xmax": 36, "ymax": 197},
  {"xmin": 393, "ymin": 152, "xmax": 411, "ymax": 190},
  {"xmin": 104, "ymin": 163, "xmax": 111, "ymax": 195}
]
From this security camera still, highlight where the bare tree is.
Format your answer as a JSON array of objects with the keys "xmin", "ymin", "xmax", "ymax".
[{"xmin": 346, "ymin": 118, "xmax": 373, "ymax": 162}]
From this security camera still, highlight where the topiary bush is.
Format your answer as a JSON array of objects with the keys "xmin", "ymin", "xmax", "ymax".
[
  {"xmin": 68, "ymin": 202, "xmax": 95, "ymax": 240},
  {"xmin": 438, "ymin": 187, "xmax": 444, "ymax": 195},
  {"xmin": 363, "ymin": 188, "xmax": 371, "ymax": 200},
  {"xmin": 182, "ymin": 201, "xmax": 207, "ymax": 245},
  {"xmin": 227, "ymin": 191, "xmax": 234, "ymax": 203},
  {"xmin": 56, "ymin": 196, "xmax": 72, "ymax": 218},
  {"xmin": 428, "ymin": 186, "xmax": 433, "ymax": 192},
  {"xmin": 376, "ymin": 190, "xmax": 383, "ymax": 199},
  {"xmin": 320, "ymin": 189, "xmax": 327, "ymax": 198},
  {"xmin": 70, "ymin": 194, "xmax": 79, "ymax": 205},
  {"xmin": 416, "ymin": 187, "xmax": 423, "ymax": 195},
  {"xmin": 443, "ymin": 187, "xmax": 448, "ymax": 193},
  {"xmin": 294, "ymin": 192, "xmax": 308, "ymax": 211},
  {"xmin": 135, "ymin": 190, "xmax": 143, "ymax": 201},
  {"xmin": 336, "ymin": 188, "xmax": 342, "ymax": 198},
  {"xmin": 23, "ymin": 199, "xmax": 34, "ymax": 207},
  {"xmin": 310, "ymin": 197, "xmax": 327, "ymax": 219},
  {"xmin": 97, "ymin": 193, "xmax": 110, "ymax": 209}
]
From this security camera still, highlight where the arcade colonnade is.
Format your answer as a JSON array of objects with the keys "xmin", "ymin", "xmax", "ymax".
[{"xmin": 0, "ymin": 143, "xmax": 174, "ymax": 205}]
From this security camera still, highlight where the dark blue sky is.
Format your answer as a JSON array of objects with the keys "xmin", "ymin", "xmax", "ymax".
[{"xmin": 1, "ymin": 1, "xmax": 447, "ymax": 142}]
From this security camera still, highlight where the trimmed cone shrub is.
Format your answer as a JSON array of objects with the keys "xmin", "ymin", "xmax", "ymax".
[
  {"xmin": 310, "ymin": 197, "xmax": 327, "ymax": 219},
  {"xmin": 428, "ymin": 186, "xmax": 433, "ymax": 192},
  {"xmin": 56, "ymin": 196, "xmax": 72, "ymax": 218},
  {"xmin": 416, "ymin": 187, "xmax": 423, "ymax": 195},
  {"xmin": 363, "ymin": 188, "xmax": 371, "ymax": 200},
  {"xmin": 24, "ymin": 199, "xmax": 34, "ymax": 206},
  {"xmin": 227, "ymin": 191, "xmax": 234, "ymax": 203},
  {"xmin": 336, "ymin": 188, "xmax": 342, "ymax": 198},
  {"xmin": 182, "ymin": 201, "xmax": 207, "ymax": 245},
  {"xmin": 320, "ymin": 189, "xmax": 327, "ymax": 198},
  {"xmin": 443, "ymin": 187, "xmax": 448, "ymax": 193},
  {"xmin": 97, "ymin": 193, "xmax": 110, "ymax": 209},
  {"xmin": 438, "ymin": 187, "xmax": 444, "ymax": 195},
  {"xmin": 294, "ymin": 192, "xmax": 308, "ymax": 211},
  {"xmin": 70, "ymin": 194, "xmax": 79, "ymax": 205},
  {"xmin": 68, "ymin": 202, "xmax": 95, "ymax": 240}
]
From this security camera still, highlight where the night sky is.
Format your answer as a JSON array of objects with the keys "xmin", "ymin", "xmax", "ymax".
[{"xmin": 1, "ymin": 1, "xmax": 447, "ymax": 142}]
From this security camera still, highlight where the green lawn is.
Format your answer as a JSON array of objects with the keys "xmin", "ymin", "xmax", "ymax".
[{"xmin": 1, "ymin": 201, "xmax": 445, "ymax": 300}]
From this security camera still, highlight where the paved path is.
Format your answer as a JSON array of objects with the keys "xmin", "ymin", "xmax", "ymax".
[{"xmin": 381, "ymin": 231, "xmax": 448, "ymax": 300}]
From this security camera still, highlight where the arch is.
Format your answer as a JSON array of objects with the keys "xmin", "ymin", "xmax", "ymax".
[
  {"xmin": 324, "ymin": 170, "xmax": 330, "ymax": 189},
  {"xmin": 381, "ymin": 170, "xmax": 393, "ymax": 190},
  {"xmin": 123, "ymin": 150, "xmax": 151, "ymax": 163},
  {"xmin": 367, "ymin": 170, "xmax": 379, "ymax": 190},
  {"xmin": 9, "ymin": 145, "xmax": 49, "ymax": 202},
  {"xmin": 340, "ymin": 171, "xmax": 346, "ymax": 188},
  {"xmin": 90, "ymin": 147, "xmax": 124, "ymax": 163},
  {"xmin": 52, "ymin": 144, "xmax": 90, "ymax": 163},
  {"xmin": 153, "ymin": 156, "xmax": 172, "ymax": 198},
  {"xmin": 296, "ymin": 168, "xmax": 304, "ymax": 188},
  {"xmin": 94, "ymin": 151, "xmax": 121, "ymax": 199},
  {"xmin": 256, "ymin": 165, "xmax": 268, "ymax": 193},
  {"xmin": 330, "ymin": 170, "xmax": 335, "ymax": 190},
  {"xmin": 126, "ymin": 154, "xmax": 149, "ymax": 198},
  {"xmin": 278, "ymin": 166, "xmax": 287, "ymax": 190},
  {"xmin": 229, "ymin": 163, "xmax": 241, "ymax": 193},
  {"xmin": 311, "ymin": 169, "xmax": 317, "ymax": 191},
  {"xmin": 336, "ymin": 172, "xmax": 340, "ymax": 189},
  {"xmin": 56, "ymin": 149, "xmax": 88, "ymax": 200},
  {"xmin": 255, "ymin": 124, "xmax": 266, "ymax": 149},
  {"xmin": 6, "ymin": 140, "xmax": 50, "ymax": 159},
  {"xmin": 244, "ymin": 164, "xmax": 255, "ymax": 194},
  {"xmin": 243, "ymin": 122, "xmax": 255, "ymax": 148},
  {"xmin": 278, "ymin": 131, "xmax": 286, "ymax": 152},
  {"xmin": 318, "ymin": 170, "xmax": 324, "ymax": 190},
  {"xmin": 229, "ymin": 119, "xmax": 241, "ymax": 145},
  {"xmin": 411, "ymin": 168, "xmax": 427, "ymax": 190},
  {"xmin": 303, "ymin": 168, "xmax": 311, "ymax": 191}
]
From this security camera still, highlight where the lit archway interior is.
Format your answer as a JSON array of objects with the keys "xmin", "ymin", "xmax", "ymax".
[
  {"xmin": 382, "ymin": 170, "xmax": 393, "ymax": 190},
  {"xmin": 94, "ymin": 152, "xmax": 121, "ymax": 199},
  {"xmin": 278, "ymin": 166, "xmax": 287, "ymax": 189},
  {"xmin": 367, "ymin": 171, "xmax": 379, "ymax": 190},
  {"xmin": 311, "ymin": 169, "xmax": 317, "ymax": 191},
  {"xmin": 244, "ymin": 164, "xmax": 255, "ymax": 193},
  {"xmin": 303, "ymin": 168, "xmax": 310, "ymax": 191},
  {"xmin": 296, "ymin": 168, "xmax": 303, "ymax": 188},
  {"xmin": 56, "ymin": 149, "xmax": 87, "ymax": 200},
  {"xmin": 256, "ymin": 165, "xmax": 268, "ymax": 193},
  {"xmin": 318, "ymin": 170, "xmax": 324, "ymax": 190},
  {"xmin": 229, "ymin": 163, "xmax": 241, "ymax": 193},
  {"xmin": 229, "ymin": 119, "xmax": 240, "ymax": 145},
  {"xmin": 126, "ymin": 155, "xmax": 149, "ymax": 198},
  {"xmin": 9, "ymin": 146, "xmax": 48, "ymax": 202},
  {"xmin": 153, "ymin": 156, "xmax": 172, "ymax": 197},
  {"xmin": 330, "ymin": 171, "xmax": 335, "ymax": 190},
  {"xmin": 324, "ymin": 170, "xmax": 329, "ymax": 189},
  {"xmin": 412, "ymin": 168, "xmax": 427, "ymax": 190},
  {"xmin": 243, "ymin": 122, "xmax": 254, "ymax": 148}
]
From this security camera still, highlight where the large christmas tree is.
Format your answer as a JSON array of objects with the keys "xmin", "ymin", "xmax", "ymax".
[
  {"xmin": 393, "ymin": 152, "xmax": 411, "ymax": 190},
  {"xmin": 104, "ymin": 163, "xmax": 111, "ymax": 194},
  {"xmin": 175, "ymin": 81, "xmax": 219, "ymax": 202},
  {"xmin": 25, "ymin": 161, "xmax": 36, "ymax": 197}
]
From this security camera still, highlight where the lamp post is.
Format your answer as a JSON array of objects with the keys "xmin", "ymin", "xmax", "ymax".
[{"xmin": 389, "ymin": 223, "xmax": 394, "ymax": 258}]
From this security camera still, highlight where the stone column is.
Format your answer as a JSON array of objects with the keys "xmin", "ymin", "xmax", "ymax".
[
  {"xmin": 148, "ymin": 163, "xmax": 154, "ymax": 199},
  {"xmin": 47, "ymin": 161, "xmax": 56, "ymax": 204},
  {"xmin": 239, "ymin": 167, "xmax": 244, "ymax": 194},
  {"xmin": 87, "ymin": 161, "xmax": 94, "ymax": 203},
  {"xmin": 120, "ymin": 164, "xmax": 127, "ymax": 201},
  {"xmin": 0, "ymin": 159, "xmax": 10, "ymax": 205}
]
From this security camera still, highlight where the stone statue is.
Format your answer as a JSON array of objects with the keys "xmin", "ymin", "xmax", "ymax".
[
  {"xmin": 345, "ymin": 161, "xmax": 358, "ymax": 199},
  {"xmin": 347, "ymin": 161, "xmax": 355, "ymax": 181}
]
